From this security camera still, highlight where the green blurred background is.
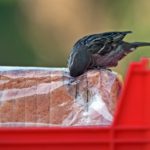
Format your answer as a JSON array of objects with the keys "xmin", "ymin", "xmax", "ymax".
[{"xmin": 0, "ymin": 0, "xmax": 150, "ymax": 76}]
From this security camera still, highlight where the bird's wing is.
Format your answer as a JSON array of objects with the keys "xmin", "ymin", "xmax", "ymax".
[
  {"xmin": 99, "ymin": 31, "xmax": 132, "ymax": 42},
  {"xmin": 85, "ymin": 31, "xmax": 132, "ymax": 55}
]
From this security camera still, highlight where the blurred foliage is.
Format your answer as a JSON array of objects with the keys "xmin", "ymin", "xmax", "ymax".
[
  {"xmin": 0, "ymin": 1, "xmax": 35, "ymax": 65},
  {"xmin": 0, "ymin": 0, "xmax": 17, "ymax": 4},
  {"xmin": 0, "ymin": 0, "xmax": 150, "ymax": 76}
]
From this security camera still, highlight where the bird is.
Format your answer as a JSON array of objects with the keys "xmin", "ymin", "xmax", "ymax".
[{"xmin": 68, "ymin": 31, "xmax": 150, "ymax": 77}]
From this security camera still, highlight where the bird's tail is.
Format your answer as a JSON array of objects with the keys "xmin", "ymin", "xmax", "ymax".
[{"xmin": 131, "ymin": 42, "xmax": 150, "ymax": 48}]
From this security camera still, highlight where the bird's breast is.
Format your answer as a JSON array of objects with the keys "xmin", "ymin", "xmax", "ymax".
[{"xmin": 91, "ymin": 53, "xmax": 119, "ymax": 68}]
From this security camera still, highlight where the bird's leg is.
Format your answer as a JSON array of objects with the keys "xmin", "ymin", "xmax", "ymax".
[
  {"xmin": 101, "ymin": 67, "xmax": 112, "ymax": 72},
  {"xmin": 93, "ymin": 66, "xmax": 112, "ymax": 72},
  {"xmin": 88, "ymin": 64, "xmax": 112, "ymax": 71}
]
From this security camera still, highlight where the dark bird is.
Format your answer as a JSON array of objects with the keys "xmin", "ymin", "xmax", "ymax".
[{"xmin": 68, "ymin": 31, "xmax": 150, "ymax": 77}]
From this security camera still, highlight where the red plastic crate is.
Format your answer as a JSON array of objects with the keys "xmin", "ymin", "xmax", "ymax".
[{"xmin": 0, "ymin": 58, "xmax": 150, "ymax": 150}]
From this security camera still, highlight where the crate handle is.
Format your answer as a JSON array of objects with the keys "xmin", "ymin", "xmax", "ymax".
[{"xmin": 113, "ymin": 58, "xmax": 150, "ymax": 127}]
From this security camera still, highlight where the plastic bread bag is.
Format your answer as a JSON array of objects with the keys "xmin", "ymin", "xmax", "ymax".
[{"xmin": 0, "ymin": 67, "xmax": 122, "ymax": 127}]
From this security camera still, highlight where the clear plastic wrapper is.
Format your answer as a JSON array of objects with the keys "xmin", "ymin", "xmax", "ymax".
[{"xmin": 0, "ymin": 67, "xmax": 122, "ymax": 127}]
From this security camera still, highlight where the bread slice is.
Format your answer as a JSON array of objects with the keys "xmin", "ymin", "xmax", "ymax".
[{"xmin": 0, "ymin": 67, "xmax": 122, "ymax": 126}]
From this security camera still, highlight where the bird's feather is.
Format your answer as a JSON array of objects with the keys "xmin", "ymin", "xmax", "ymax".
[
  {"xmin": 68, "ymin": 31, "xmax": 150, "ymax": 77},
  {"xmin": 74, "ymin": 31, "xmax": 132, "ymax": 55}
]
